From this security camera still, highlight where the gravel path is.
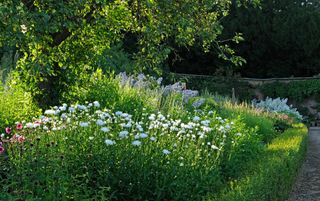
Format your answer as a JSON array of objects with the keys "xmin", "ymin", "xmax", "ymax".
[{"xmin": 288, "ymin": 127, "xmax": 320, "ymax": 201}]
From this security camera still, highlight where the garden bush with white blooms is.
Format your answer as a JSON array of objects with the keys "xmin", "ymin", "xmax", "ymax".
[
  {"xmin": 0, "ymin": 101, "xmax": 262, "ymax": 200},
  {"xmin": 252, "ymin": 97, "xmax": 303, "ymax": 121}
]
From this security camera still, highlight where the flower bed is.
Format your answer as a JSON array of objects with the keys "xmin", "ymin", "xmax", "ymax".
[{"xmin": 1, "ymin": 101, "xmax": 264, "ymax": 200}]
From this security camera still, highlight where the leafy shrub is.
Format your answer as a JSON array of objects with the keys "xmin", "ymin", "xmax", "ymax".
[
  {"xmin": 72, "ymin": 70, "xmax": 121, "ymax": 108},
  {"xmin": 273, "ymin": 119, "xmax": 293, "ymax": 133},
  {"xmin": 211, "ymin": 124, "xmax": 308, "ymax": 201},
  {"xmin": 167, "ymin": 74, "xmax": 254, "ymax": 101},
  {"xmin": 66, "ymin": 70, "xmax": 162, "ymax": 118},
  {"xmin": 0, "ymin": 83, "xmax": 41, "ymax": 129},
  {"xmin": 252, "ymin": 97, "xmax": 303, "ymax": 121},
  {"xmin": 260, "ymin": 80, "xmax": 320, "ymax": 102},
  {"xmin": 218, "ymin": 102, "xmax": 276, "ymax": 143}
]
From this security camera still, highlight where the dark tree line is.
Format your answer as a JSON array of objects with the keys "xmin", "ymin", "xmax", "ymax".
[{"xmin": 170, "ymin": 0, "xmax": 320, "ymax": 78}]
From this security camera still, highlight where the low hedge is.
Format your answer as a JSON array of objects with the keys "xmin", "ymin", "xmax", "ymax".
[{"xmin": 209, "ymin": 124, "xmax": 308, "ymax": 201}]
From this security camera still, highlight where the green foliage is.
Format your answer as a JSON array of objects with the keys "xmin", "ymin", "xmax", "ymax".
[
  {"xmin": 0, "ymin": 0, "xmax": 256, "ymax": 107},
  {"xmin": 218, "ymin": 117, "xmax": 264, "ymax": 180},
  {"xmin": 217, "ymin": 102, "xmax": 276, "ymax": 143},
  {"xmin": 168, "ymin": 74, "xmax": 254, "ymax": 101},
  {"xmin": 274, "ymin": 119, "xmax": 293, "ymax": 133},
  {"xmin": 66, "ymin": 70, "xmax": 161, "ymax": 118},
  {"xmin": 261, "ymin": 80, "xmax": 320, "ymax": 102},
  {"xmin": 0, "ymin": 81, "xmax": 41, "ymax": 129},
  {"xmin": 94, "ymin": 42, "xmax": 135, "ymax": 73},
  {"xmin": 69, "ymin": 70, "xmax": 121, "ymax": 109},
  {"xmin": 211, "ymin": 125, "xmax": 308, "ymax": 201},
  {"xmin": 159, "ymin": 92, "xmax": 185, "ymax": 117}
]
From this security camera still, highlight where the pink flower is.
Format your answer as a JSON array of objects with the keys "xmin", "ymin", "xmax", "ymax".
[
  {"xmin": 0, "ymin": 146, "xmax": 5, "ymax": 154},
  {"xmin": 5, "ymin": 127, "xmax": 11, "ymax": 134},
  {"xmin": 18, "ymin": 136, "xmax": 26, "ymax": 143},
  {"xmin": 16, "ymin": 123, "xmax": 23, "ymax": 130}
]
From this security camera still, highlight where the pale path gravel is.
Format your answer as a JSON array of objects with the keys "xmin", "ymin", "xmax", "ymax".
[{"xmin": 288, "ymin": 127, "xmax": 320, "ymax": 201}]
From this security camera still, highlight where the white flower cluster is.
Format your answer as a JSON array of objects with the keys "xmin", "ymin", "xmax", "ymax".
[
  {"xmin": 252, "ymin": 97, "xmax": 303, "ymax": 120},
  {"xmin": 23, "ymin": 101, "xmax": 243, "ymax": 157},
  {"xmin": 163, "ymin": 82, "xmax": 199, "ymax": 103},
  {"xmin": 117, "ymin": 72, "xmax": 163, "ymax": 89},
  {"xmin": 118, "ymin": 72, "xmax": 201, "ymax": 106}
]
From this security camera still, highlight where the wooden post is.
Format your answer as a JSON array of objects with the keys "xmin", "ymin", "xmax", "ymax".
[{"xmin": 232, "ymin": 88, "xmax": 236, "ymax": 103}]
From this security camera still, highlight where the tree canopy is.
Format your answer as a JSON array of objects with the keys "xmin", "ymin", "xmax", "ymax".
[{"xmin": 0, "ymin": 0, "xmax": 257, "ymax": 106}]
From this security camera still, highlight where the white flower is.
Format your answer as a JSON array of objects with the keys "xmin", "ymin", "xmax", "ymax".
[
  {"xmin": 123, "ymin": 122, "xmax": 132, "ymax": 128},
  {"xmin": 211, "ymin": 145, "xmax": 219, "ymax": 150},
  {"xmin": 134, "ymin": 134, "xmax": 140, "ymax": 139},
  {"xmin": 225, "ymin": 124, "xmax": 231, "ymax": 129},
  {"xmin": 77, "ymin": 105, "xmax": 87, "ymax": 110},
  {"xmin": 140, "ymin": 133, "xmax": 148, "ymax": 138},
  {"xmin": 68, "ymin": 107, "xmax": 75, "ymax": 113},
  {"xmin": 115, "ymin": 111, "xmax": 123, "ymax": 116},
  {"xmin": 119, "ymin": 130, "xmax": 129, "ymax": 138},
  {"xmin": 96, "ymin": 119, "xmax": 105, "ymax": 126},
  {"xmin": 193, "ymin": 116, "xmax": 200, "ymax": 122},
  {"xmin": 1, "ymin": 133, "xmax": 5, "ymax": 138},
  {"xmin": 43, "ymin": 126, "xmax": 49, "ymax": 131},
  {"xmin": 20, "ymin": 24, "xmax": 27, "ymax": 34},
  {"xmin": 93, "ymin": 101, "xmax": 100, "ymax": 108},
  {"xmin": 156, "ymin": 77, "xmax": 163, "ymax": 85},
  {"xmin": 148, "ymin": 114, "xmax": 156, "ymax": 121},
  {"xmin": 202, "ymin": 126, "xmax": 212, "ymax": 133},
  {"xmin": 26, "ymin": 122, "xmax": 34, "ymax": 128},
  {"xmin": 80, "ymin": 122, "xmax": 89, "ymax": 127},
  {"xmin": 33, "ymin": 123, "xmax": 41, "ymax": 128},
  {"xmin": 59, "ymin": 106, "xmax": 66, "ymax": 111},
  {"xmin": 137, "ymin": 125, "xmax": 144, "ymax": 132},
  {"xmin": 105, "ymin": 139, "xmax": 116, "ymax": 145},
  {"xmin": 44, "ymin": 110, "xmax": 56, "ymax": 115},
  {"xmin": 101, "ymin": 127, "xmax": 110, "ymax": 132},
  {"xmin": 236, "ymin": 133, "xmax": 242, "ymax": 136},
  {"xmin": 201, "ymin": 120, "xmax": 210, "ymax": 126},
  {"xmin": 121, "ymin": 113, "xmax": 129, "ymax": 118},
  {"xmin": 150, "ymin": 137, "xmax": 156, "ymax": 141},
  {"xmin": 61, "ymin": 113, "xmax": 67, "ymax": 119},
  {"xmin": 162, "ymin": 149, "xmax": 171, "ymax": 155},
  {"xmin": 89, "ymin": 136, "xmax": 94, "ymax": 140},
  {"xmin": 132, "ymin": 140, "xmax": 142, "ymax": 146}
]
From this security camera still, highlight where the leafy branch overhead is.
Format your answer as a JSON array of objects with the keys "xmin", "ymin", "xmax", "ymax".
[{"xmin": 0, "ymin": 0, "xmax": 257, "ymax": 106}]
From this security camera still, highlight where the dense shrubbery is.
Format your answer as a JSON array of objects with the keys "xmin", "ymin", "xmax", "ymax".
[
  {"xmin": 260, "ymin": 80, "xmax": 320, "ymax": 102},
  {"xmin": 0, "ymin": 82, "xmax": 41, "ymax": 129},
  {"xmin": 212, "ymin": 124, "xmax": 308, "ymax": 201},
  {"xmin": 0, "ymin": 73, "xmax": 304, "ymax": 200},
  {"xmin": 168, "ymin": 74, "xmax": 254, "ymax": 101}
]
